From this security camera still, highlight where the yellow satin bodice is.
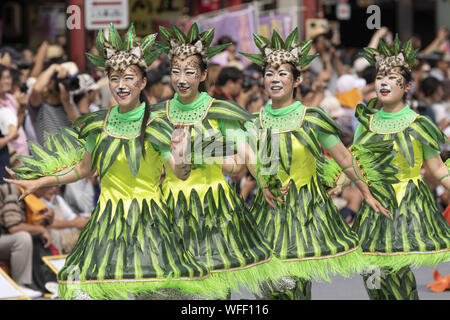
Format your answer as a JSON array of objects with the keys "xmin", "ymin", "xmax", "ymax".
[
  {"xmin": 96, "ymin": 139, "xmax": 164, "ymax": 220},
  {"xmin": 277, "ymin": 133, "xmax": 317, "ymax": 189},
  {"xmin": 391, "ymin": 137, "xmax": 423, "ymax": 204}
]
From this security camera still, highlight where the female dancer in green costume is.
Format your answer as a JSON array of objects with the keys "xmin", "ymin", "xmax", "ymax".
[
  {"xmin": 239, "ymin": 28, "xmax": 390, "ymax": 300},
  {"xmin": 150, "ymin": 23, "xmax": 288, "ymax": 296},
  {"xmin": 4, "ymin": 23, "xmax": 231, "ymax": 300},
  {"xmin": 332, "ymin": 36, "xmax": 450, "ymax": 300}
]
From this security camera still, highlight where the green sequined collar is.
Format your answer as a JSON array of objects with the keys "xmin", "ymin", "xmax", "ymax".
[
  {"xmin": 167, "ymin": 92, "xmax": 215, "ymax": 125},
  {"xmin": 369, "ymin": 105, "xmax": 418, "ymax": 134},
  {"xmin": 172, "ymin": 92, "xmax": 210, "ymax": 111},
  {"xmin": 260, "ymin": 101, "xmax": 306, "ymax": 133},
  {"xmin": 103, "ymin": 104, "xmax": 158, "ymax": 140},
  {"xmin": 265, "ymin": 101, "xmax": 303, "ymax": 116},
  {"xmin": 113, "ymin": 102, "xmax": 146, "ymax": 122}
]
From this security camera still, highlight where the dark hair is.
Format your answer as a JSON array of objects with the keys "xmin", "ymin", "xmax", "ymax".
[
  {"xmin": 217, "ymin": 66, "xmax": 243, "ymax": 86},
  {"xmin": 420, "ymin": 76, "xmax": 442, "ymax": 98},
  {"xmin": 136, "ymin": 67, "xmax": 151, "ymax": 158},
  {"xmin": 195, "ymin": 54, "xmax": 207, "ymax": 92},
  {"xmin": 312, "ymin": 31, "xmax": 332, "ymax": 44},
  {"xmin": 145, "ymin": 69, "xmax": 163, "ymax": 91},
  {"xmin": 362, "ymin": 66, "xmax": 376, "ymax": 84},
  {"xmin": 290, "ymin": 64, "xmax": 301, "ymax": 99},
  {"xmin": 107, "ymin": 65, "xmax": 150, "ymax": 158},
  {"xmin": 217, "ymin": 36, "xmax": 235, "ymax": 46},
  {"xmin": 139, "ymin": 90, "xmax": 151, "ymax": 158}
]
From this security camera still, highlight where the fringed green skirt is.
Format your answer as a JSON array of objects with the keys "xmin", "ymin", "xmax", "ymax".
[
  {"xmin": 57, "ymin": 198, "xmax": 229, "ymax": 300},
  {"xmin": 250, "ymin": 176, "xmax": 365, "ymax": 282},
  {"xmin": 166, "ymin": 183, "xmax": 288, "ymax": 295},
  {"xmin": 353, "ymin": 179, "xmax": 450, "ymax": 272}
]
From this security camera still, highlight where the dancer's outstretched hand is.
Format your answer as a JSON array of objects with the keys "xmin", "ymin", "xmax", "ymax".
[
  {"xmin": 364, "ymin": 193, "xmax": 391, "ymax": 219},
  {"xmin": 262, "ymin": 188, "xmax": 283, "ymax": 209},
  {"xmin": 3, "ymin": 167, "xmax": 39, "ymax": 200}
]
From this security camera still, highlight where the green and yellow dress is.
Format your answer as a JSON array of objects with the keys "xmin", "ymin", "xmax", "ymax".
[
  {"xmin": 247, "ymin": 101, "xmax": 365, "ymax": 288},
  {"xmin": 152, "ymin": 92, "xmax": 286, "ymax": 294},
  {"xmin": 353, "ymin": 104, "xmax": 450, "ymax": 299},
  {"xmin": 49, "ymin": 103, "xmax": 227, "ymax": 299}
]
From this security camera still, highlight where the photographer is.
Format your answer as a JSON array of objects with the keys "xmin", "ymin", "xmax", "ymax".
[
  {"xmin": 308, "ymin": 27, "xmax": 344, "ymax": 94},
  {"xmin": 28, "ymin": 62, "xmax": 80, "ymax": 145}
]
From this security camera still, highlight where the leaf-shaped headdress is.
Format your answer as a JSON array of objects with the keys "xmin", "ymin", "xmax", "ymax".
[
  {"xmin": 155, "ymin": 23, "xmax": 230, "ymax": 65},
  {"xmin": 360, "ymin": 34, "xmax": 419, "ymax": 74},
  {"xmin": 86, "ymin": 22, "xmax": 164, "ymax": 72},
  {"xmin": 240, "ymin": 28, "xmax": 318, "ymax": 73}
]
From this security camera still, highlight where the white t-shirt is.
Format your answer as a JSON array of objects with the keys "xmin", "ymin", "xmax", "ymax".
[
  {"xmin": 432, "ymin": 102, "xmax": 448, "ymax": 123},
  {"xmin": 0, "ymin": 107, "xmax": 17, "ymax": 135}
]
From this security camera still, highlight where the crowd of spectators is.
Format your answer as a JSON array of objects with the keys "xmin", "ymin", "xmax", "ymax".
[{"xmin": 0, "ymin": 25, "xmax": 449, "ymax": 298}]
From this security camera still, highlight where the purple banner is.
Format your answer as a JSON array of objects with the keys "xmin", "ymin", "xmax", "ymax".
[
  {"xmin": 197, "ymin": 7, "xmax": 257, "ymax": 66},
  {"xmin": 257, "ymin": 13, "xmax": 294, "ymax": 40}
]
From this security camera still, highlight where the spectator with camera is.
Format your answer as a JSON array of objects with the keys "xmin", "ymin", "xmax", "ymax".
[
  {"xmin": 28, "ymin": 62, "xmax": 80, "ymax": 145},
  {"xmin": 308, "ymin": 25, "xmax": 344, "ymax": 95}
]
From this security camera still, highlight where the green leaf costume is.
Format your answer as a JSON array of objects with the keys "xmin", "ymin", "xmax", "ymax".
[
  {"xmin": 247, "ymin": 101, "xmax": 366, "ymax": 282},
  {"xmin": 352, "ymin": 102, "xmax": 450, "ymax": 272}
]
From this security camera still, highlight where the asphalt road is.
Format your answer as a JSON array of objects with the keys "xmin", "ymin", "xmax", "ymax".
[{"xmin": 230, "ymin": 263, "xmax": 450, "ymax": 300}]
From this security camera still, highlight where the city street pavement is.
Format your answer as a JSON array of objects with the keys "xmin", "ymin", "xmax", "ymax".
[
  {"xmin": 35, "ymin": 263, "xmax": 449, "ymax": 300},
  {"xmin": 230, "ymin": 263, "xmax": 450, "ymax": 300}
]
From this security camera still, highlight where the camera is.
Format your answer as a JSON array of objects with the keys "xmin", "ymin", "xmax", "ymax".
[
  {"xmin": 19, "ymin": 82, "xmax": 28, "ymax": 93},
  {"xmin": 16, "ymin": 59, "xmax": 31, "ymax": 70},
  {"xmin": 55, "ymin": 76, "xmax": 80, "ymax": 92}
]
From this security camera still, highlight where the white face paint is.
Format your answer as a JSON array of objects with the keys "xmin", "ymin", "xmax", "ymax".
[
  {"xmin": 376, "ymin": 83, "xmax": 393, "ymax": 97},
  {"xmin": 375, "ymin": 67, "xmax": 408, "ymax": 105},
  {"xmin": 115, "ymin": 87, "xmax": 132, "ymax": 101},
  {"xmin": 263, "ymin": 63, "xmax": 296, "ymax": 100}
]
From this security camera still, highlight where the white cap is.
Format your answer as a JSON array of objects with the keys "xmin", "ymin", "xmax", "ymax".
[
  {"xmin": 71, "ymin": 73, "xmax": 99, "ymax": 95},
  {"xmin": 336, "ymin": 74, "xmax": 366, "ymax": 93},
  {"xmin": 320, "ymin": 96, "xmax": 345, "ymax": 118}
]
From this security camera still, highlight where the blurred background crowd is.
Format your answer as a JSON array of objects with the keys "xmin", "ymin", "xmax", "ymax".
[{"xmin": 0, "ymin": 0, "xmax": 449, "ymax": 298}]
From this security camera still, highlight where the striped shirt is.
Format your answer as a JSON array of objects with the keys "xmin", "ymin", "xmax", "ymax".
[{"xmin": 27, "ymin": 100, "xmax": 71, "ymax": 146}]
